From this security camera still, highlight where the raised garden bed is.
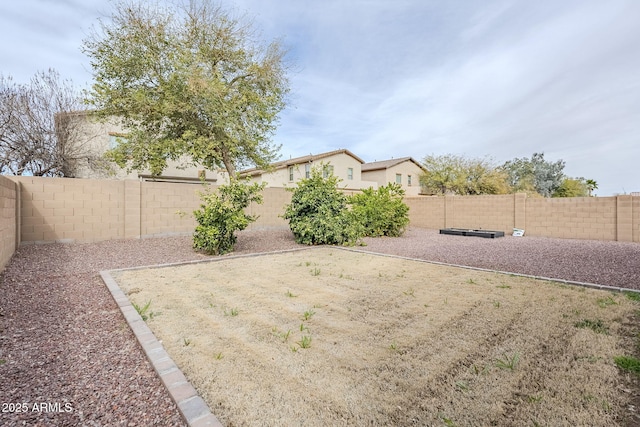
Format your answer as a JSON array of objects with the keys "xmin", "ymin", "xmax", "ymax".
[{"xmin": 439, "ymin": 228, "xmax": 505, "ymax": 238}]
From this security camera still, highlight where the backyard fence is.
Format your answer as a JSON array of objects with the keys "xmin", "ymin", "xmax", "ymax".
[{"xmin": 0, "ymin": 175, "xmax": 638, "ymax": 270}]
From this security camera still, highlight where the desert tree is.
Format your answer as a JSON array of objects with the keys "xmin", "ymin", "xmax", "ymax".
[
  {"xmin": 552, "ymin": 178, "xmax": 588, "ymax": 197},
  {"xmin": 500, "ymin": 152, "xmax": 565, "ymax": 198},
  {"xmin": 0, "ymin": 69, "xmax": 102, "ymax": 177},
  {"xmin": 82, "ymin": 0, "xmax": 290, "ymax": 178},
  {"xmin": 585, "ymin": 179, "xmax": 598, "ymax": 196},
  {"xmin": 419, "ymin": 154, "xmax": 510, "ymax": 195}
]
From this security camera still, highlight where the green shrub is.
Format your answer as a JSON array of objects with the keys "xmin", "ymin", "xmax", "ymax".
[
  {"xmin": 282, "ymin": 166, "xmax": 364, "ymax": 245},
  {"xmin": 193, "ymin": 180, "xmax": 265, "ymax": 255},
  {"xmin": 349, "ymin": 183, "xmax": 409, "ymax": 237}
]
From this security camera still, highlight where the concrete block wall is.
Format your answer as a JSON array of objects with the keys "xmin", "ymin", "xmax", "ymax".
[
  {"xmin": 633, "ymin": 196, "xmax": 640, "ymax": 243},
  {"xmin": 247, "ymin": 187, "xmax": 291, "ymax": 229},
  {"xmin": 140, "ymin": 181, "xmax": 201, "ymax": 237},
  {"xmin": 406, "ymin": 193, "xmax": 637, "ymax": 242},
  {"xmin": 402, "ymin": 197, "xmax": 445, "ymax": 229},
  {"xmin": 446, "ymin": 194, "xmax": 515, "ymax": 232},
  {"xmin": 14, "ymin": 176, "xmax": 126, "ymax": 243},
  {"xmin": 3, "ymin": 177, "xmax": 639, "ymax": 246},
  {"xmin": 525, "ymin": 196, "xmax": 617, "ymax": 241},
  {"xmin": 0, "ymin": 176, "xmax": 18, "ymax": 270}
]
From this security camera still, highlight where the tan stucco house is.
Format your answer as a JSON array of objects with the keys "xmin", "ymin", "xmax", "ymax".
[
  {"xmin": 68, "ymin": 111, "xmax": 228, "ymax": 183},
  {"xmin": 239, "ymin": 149, "xmax": 379, "ymax": 191},
  {"xmin": 361, "ymin": 157, "xmax": 426, "ymax": 196}
]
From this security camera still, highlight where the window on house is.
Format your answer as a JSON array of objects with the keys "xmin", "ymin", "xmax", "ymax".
[
  {"xmin": 323, "ymin": 164, "xmax": 334, "ymax": 178},
  {"xmin": 305, "ymin": 163, "xmax": 311, "ymax": 179},
  {"xmin": 288, "ymin": 166, "xmax": 294, "ymax": 181},
  {"xmin": 408, "ymin": 175, "xmax": 412, "ymax": 186},
  {"xmin": 347, "ymin": 167, "xmax": 353, "ymax": 180},
  {"xmin": 396, "ymin": 173, "xmax": 402, "ymax": 184}
]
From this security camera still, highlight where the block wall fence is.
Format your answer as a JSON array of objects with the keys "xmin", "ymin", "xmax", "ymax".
[{"xmin": 0, "ymin": 176, "xmax": 637, "ymax": 263}]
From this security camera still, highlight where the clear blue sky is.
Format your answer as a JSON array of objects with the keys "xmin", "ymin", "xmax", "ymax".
[{"xmin": 1, "ymin": 0, "xmax": 638, "ymax": 196}]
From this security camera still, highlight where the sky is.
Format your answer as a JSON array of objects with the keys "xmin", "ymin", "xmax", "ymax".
[{"xmin": 1, "ymin": 0, "xmax": 638, "ymax": 196}]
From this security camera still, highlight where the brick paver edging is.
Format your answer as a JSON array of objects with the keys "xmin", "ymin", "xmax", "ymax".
[{"xmin": 100, "ymin": 270, "xmax": 223, "ymax": 427}]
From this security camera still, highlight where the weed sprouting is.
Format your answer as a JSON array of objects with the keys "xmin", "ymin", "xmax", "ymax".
[
  {"xmin": 297, "ymin": 335, "xmax": 312, "ymax": 349},
  {"xmin": 597, "ymin": 296, "xmax": 618, "ymax": 308},
  {"xmin": 183, "ymin": 338, "xmax": 192, "ymax": 346},
  {"xmin": 403, "ymin": 288, "xmax": 416, "ymax": 297},
  {"xmin": 224, "ymin": 307, "xmax": 239, "ymax": 316},
  {"xmin": 214, "ymin": 352, "xmax": 224, "ymax": 360},
  {"xmin": 310, "ymin": 268, "xmax": 321, "ymax": 276},
  {"xmin": 624, "ymin": 291, "xmax": 640, "ymax": 302},
  {"xmin": 527, "ymin": 394, "xmax": 543, "ymax": 403},
  {"xmin": 472, "ymin": 364, "xmax": 489, "ymax": 375},
  {"xmin": 285, "ymin": 290, "xmax": 297, "ymax": 298},
  {"xmin": 495, "ymin": 352, "xmax": 520, "ymax": 370},
  {"xmin": 575, "ymin": 319, "xmax": 609, "ymax": 334},
  {"xmin": 302, "ymin": 309, "xmax": 316, "ymax": 321},
  {"xmin": 133, "ymin": 300, "xmax": 154, "ymax": 321},
  {"xmin": 614, "ymin": 355, "xmax": 640, "ymax": 375},
  {"xmin": 496, "ymin": 285, "xmax": 511, "ymax": 289},
  {"xmin": 455, "ymin": 381, "xmax": 469, "ymax": 392}
]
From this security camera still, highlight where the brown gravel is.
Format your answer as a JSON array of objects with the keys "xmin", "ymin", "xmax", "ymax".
[
  {"xmin": 0, "ymin": 228, "xmax": 638, "ymax": 426},
  {"xmin": 362, "ymin": 228, "xmax": 640, "ymax": 290}
]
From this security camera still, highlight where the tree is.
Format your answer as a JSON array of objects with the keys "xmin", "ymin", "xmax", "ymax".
[
  {"xmin": 419, "ymin": 154, "xmax": 510, "ymax": 195},
  {"xmin": 82, "ymin": 0, "xmax": 290, "ymax": 178},
  {"xmin": 585, "ymin": 179, "xmax": 598, "ymax": 197},
  {"xmin": 282, "ymin": 166, "xmax": 363, "ymax": 246},
  {"xmin": 500, "ymin": 152, "xmax": 565, "ymax": 198},
  {"xmin": 552, "ymin": 178, "xmax": 588, "ymax": 198},
  {"xmin": 0, "ymin": 69, "xmax": 102, "ymax": 177},
  {"xmin": 192, "ymin": 180, "xmax": 265, "ymax": 255},
  {"xmin": 349, "ymin": 183, "xmax": 409, "ymax": 237}
]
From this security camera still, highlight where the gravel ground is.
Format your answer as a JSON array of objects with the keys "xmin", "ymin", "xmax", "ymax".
[{"xmin": 0, "ymin": 228, "xmax": 638, "ymax": 426}]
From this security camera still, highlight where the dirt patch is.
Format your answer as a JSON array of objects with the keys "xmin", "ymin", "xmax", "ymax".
[{"xmin": 112, "ymin": 247, "xmax": 639, "ymax": 426}]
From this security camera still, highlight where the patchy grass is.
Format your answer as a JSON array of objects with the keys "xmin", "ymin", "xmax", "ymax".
[{"xmin": 114, "ymin": 248, "xmax": 637, "ymax": 426}]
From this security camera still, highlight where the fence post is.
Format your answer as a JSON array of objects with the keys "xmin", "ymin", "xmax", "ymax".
[
  {"xmin": 514, "ymin": 193, "xmax": 526, "ymax": 231},
  {"xmin": 616, "ymin": 195, "xmax": 632, "ymax": 242},
  {"xmin": 124, "ymin": 180, "xmax": 141, "ymax": 239}
]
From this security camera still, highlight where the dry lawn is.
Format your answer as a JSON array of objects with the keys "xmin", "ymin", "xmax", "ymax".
[{"xmin": 112, "ymin": 247, "xmax": 639, "ymax": 426}]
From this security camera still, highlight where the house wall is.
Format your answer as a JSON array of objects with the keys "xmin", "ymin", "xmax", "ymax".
[
  {"xmin": 361, "ymin": 161, "xmax": 424, "ymax": 196},
  {"xmin": 0, "ymin": 175, "xmax": 19, "ymax": 270},
  {"xmin": 70, "ymin": 113, "xmax": 227, "ymax": 183},
  {"xmin": 2, "ymin": 177, "xmax": 638, "ymax": 247},
  {"xmin": 256, "ymin": 153, "xmax": 377, "ymax": 191}
]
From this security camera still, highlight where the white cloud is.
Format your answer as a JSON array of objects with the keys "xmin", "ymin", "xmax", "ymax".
[{"xmin": 1, "ymin": 0, "xmax": 638, "ymax": 194}]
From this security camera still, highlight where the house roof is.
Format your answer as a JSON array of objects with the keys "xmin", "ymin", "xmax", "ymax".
[
  {"xmin": 361, "ymin": 157, "xmax": 426, "ymax": 172},
  {"xmin": 239, "ymin": 149, "xmax": 365, "ymax": 177}
]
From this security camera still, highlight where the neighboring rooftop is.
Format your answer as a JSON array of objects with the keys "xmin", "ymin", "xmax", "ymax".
[
  {"xmin": 361, "ymin": 157, "xmax": 425, "ymax": 172},
  {"xmin": 239, "ymin": 149, "xmax": 365, "ymax": 177}
]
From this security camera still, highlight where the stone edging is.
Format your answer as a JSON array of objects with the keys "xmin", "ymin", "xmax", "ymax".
[{"xmin": 100, "ymin": 270, "xmax": 223, "ymax": 427}]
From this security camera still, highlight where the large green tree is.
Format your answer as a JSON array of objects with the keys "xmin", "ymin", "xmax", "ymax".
[
  {"xmin": 82, "ymin": 0, "xmax": 289, "ymax": 178},
  {"xmin": 500, "ymin": 152, "xmax": 565, "ymax": 198},
  {"xmin": 419, "ymin": 154, "xmax": 510, "ymax": 195}
]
